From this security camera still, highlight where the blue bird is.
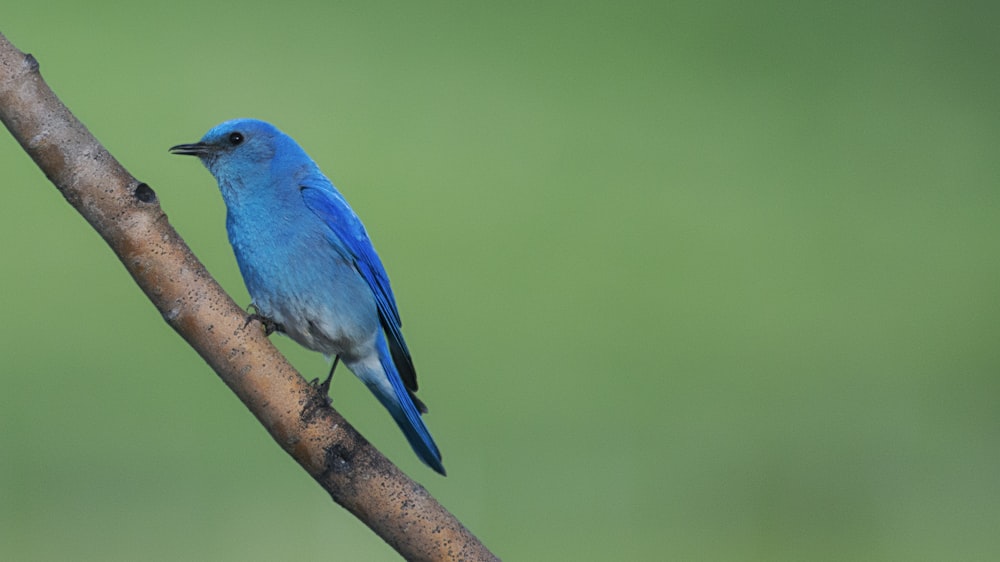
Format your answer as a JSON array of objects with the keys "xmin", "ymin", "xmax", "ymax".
[{"xmin": 170, "ymin": 119, "xmax": 445, "ymax": 475}]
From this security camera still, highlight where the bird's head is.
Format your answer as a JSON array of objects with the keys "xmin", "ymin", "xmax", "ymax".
[{"xmin": 170, "ymin": 118, "xmax": 286, "ymax": 180}]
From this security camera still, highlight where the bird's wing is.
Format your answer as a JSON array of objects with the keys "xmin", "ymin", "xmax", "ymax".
[{"xmin": 299, "ymin": 177, "xmax": 421, "ymax": 399}]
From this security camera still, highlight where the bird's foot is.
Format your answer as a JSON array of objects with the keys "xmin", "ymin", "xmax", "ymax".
[
  {"xmin": 243, "ymin": 304, "xmax": 283, "ymax": 335},
  {"xmin": 309, "ymin": 356, "xmax": 340, "ymax": 406},
  {"xmin": 308, "ymin": 380, "xmax": 333, "ymax": 407}
]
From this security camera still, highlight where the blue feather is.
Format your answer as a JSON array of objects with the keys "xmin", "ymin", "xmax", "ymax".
[{"xmin": 300, "ymin": 182, "xmax": 422, "ymax": 405}]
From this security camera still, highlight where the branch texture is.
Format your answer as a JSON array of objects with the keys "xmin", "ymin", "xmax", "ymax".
[{"xmin": 0, "ymin": 31, "xmax": 496, "ymax": 562}]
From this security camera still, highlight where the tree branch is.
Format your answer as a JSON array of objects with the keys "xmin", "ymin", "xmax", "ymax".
[{"xmin": 0, "ymin": 31, "xmax": 496, "ymax": 562}]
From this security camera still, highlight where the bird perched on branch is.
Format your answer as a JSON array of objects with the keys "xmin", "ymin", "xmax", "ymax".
[{"xmin": 170, "ymin": 119, "xmax": 444, "ymax": 475}]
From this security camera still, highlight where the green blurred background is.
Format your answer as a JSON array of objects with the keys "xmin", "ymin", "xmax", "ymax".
[{"xmin": 2, "ymin": 2, "xmax": 998, "ymax": 560}]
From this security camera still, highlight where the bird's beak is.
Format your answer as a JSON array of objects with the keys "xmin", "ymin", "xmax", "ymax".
[{"xmin": 168, "ymin": 142, "xmax": 212, "ymax": 156}]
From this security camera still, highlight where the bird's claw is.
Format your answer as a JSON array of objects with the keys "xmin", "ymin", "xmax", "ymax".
[
  {"xmin": 244, "ymin": 304, "xmax": 283, "ymax": 335},
  {"xmin": 309, "ymin": 355, "xmax": 340, "ymax": 405},
  {"xmin": 309, "ymin": 377, "xmax": 333, "ymax": 407}
]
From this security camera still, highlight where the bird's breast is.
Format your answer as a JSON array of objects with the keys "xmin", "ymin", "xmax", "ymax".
[{"xmin": 225, "ymin": 206, "xmax": 379, "ymax": 359}]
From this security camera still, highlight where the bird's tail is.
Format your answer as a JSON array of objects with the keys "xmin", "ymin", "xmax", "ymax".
[{"xmin": 355, "ymin": 333, "xmax": 446, "ymax": 475}]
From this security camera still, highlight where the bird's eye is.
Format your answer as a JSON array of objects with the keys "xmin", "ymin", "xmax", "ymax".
[{"xmin": 228, "ymin": 132, "xmax": 244, "ymax": 146}]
